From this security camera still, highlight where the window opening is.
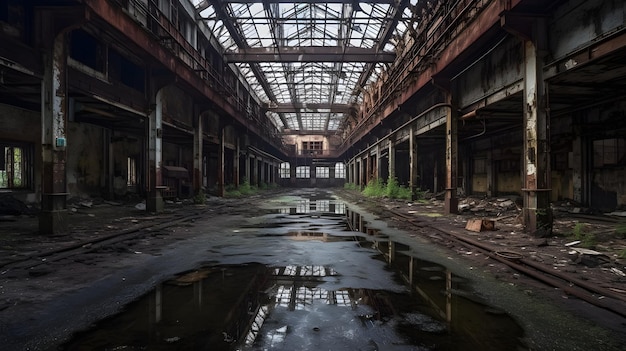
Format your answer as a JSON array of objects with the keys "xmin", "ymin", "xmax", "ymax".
[
  {"xmin": 334, "ymin": 162, "xmax": 345, "ymax": 178},
  {"xmin": 0, "ymin": 143, "xmax": 32, "ymax": 189},
  {"xmin": 316, "ymin": 166, "xmax": 329, "ymax": 179},
  {"xmin": 127, "ymin": 157, "xmax": 137, "ymax": 187},
  {"xmin": 279, "ymin": 162, "xmax": 290, "ymax": 179},
  {"xmin": 296, "ymin": 166, "xmax": 310, "ymax": 178}
]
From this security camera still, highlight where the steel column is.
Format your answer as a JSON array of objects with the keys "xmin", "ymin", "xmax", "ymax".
[
  {"xmin": 522, "ymin": 40, "xmax": 552, "ymax": 235},
  {"xmin": 444, "ymin": 96, "xmax": 458, "ymax": 214},
  {"xmin": 193, "ymin": 113, "xmax": 203, "ymax": 195},
  {"xmin": 40, "ymin": 32, "xmax": 69, "ymax": 235},
  {"xmin": 146, "ymin": 89, "xmax": 164, "ymax": 212},
  {"xmin": 409, "ymin": 125, "xmax": 419, "ymax": 200},
  {"xmin": 217, "ymin": 127, "xmax": 225, "ymax": 197}
]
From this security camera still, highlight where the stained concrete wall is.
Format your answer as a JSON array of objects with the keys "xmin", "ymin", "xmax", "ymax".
[
  {"xmin": 456, "ymin": 37, "xmax": 524, "ymax": 109},
  {"xmin": 67, "ymin": 123, "xmax": 105, "ymax": 198},
  {"xmin": 551, "ymin": 0, "xmax": 626, "ymax": 59}
]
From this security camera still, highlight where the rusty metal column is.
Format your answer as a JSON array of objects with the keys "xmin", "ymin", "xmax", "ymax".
[
  {"xmin": 522, "ymin": 40, "xmax": 552, "ymax": 234},
  {"xmin": 444, "ymin": 96, "xmax": 459, "ymax": 214},
  {"xmin": 486, "ymin": 148, "xmax": 494, "ymax": 198},
  {"xmin": 572, "ymin": 121, "xmax": 583, "ymax": 203},
  {"xmin": 245, "ymin": 153, "xmax": 251, "ymax": 185},
  {"xmin": 364, "ymin": 155, "xmax": 373, "ymax": 186},
  {"xmin": 409, "ymin": 125, "xmax": 419, "ymax": 200},
  {"xmin": 251, "ymin": 156, "xmax": 258, "ymax": 186},
  {"xmin": 290, "ymin": 162, "xmax": 296, "ymax": 186},
  {"xmin": 40, "ymin": 32, "xmax": 70, "ymax": 234},
  {"xmin": 388, "ymin": 138, "xmax": 395, "ymax": 181},
  {"xmin": 146, "ymin": 89, "xmax": 164, "ymax": 212},
  {"xmin": 358, "ymin": 158, "xmax": 364, "ymax": 188},
  {"xmin": 234, "ymin": 137, "xmax": 240, "ymax": 187},
  {"xmin": 217, "ymin": 127, "xmax": 225, "ymax": 197},
  {"xmin": 376, "ymin": 144, "xmax": 383, "ymax": 180},
  {"xmin": 193, "ymin": 113, "xmax": 203, "ymax": 195}
]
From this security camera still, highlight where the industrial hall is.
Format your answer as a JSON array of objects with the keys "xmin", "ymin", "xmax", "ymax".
[{"xmin": 1, "ymin": 0, "xmax": 626, "ymax": 350}]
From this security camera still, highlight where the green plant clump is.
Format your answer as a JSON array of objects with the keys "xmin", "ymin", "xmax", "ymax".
[
  {"xmin": 362, "ymin": 178, "xmax": 386, "ymax": 198},
  {"xmin": 192, "ymin": 191, "xmax": 206, "ymax": 204},
  {"xmin": 572, "ymin": 222, "xmax": 597, "ymax": 249},
  {"xmin": 360, "ymin": 177, "xmax": 413, "ymax": 200},
  {"xmin": 615, "ymin": 222, "xmax": 626, "ymax": 239},
  {"xmin": 343, "ymin": 182, "xmax": 358, "ymax": 191}
]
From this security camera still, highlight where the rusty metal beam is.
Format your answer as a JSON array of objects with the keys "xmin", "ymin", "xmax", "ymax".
[
  {"xmin": 351, "ymin": 0, "xmax": 409, "ymax": 97},
  {"xmin": 340, "ymin": 0, "xmax": 524, "ymax": 155},
  {"xmin": 83, "ymin": 0, "xmax": 282, "ymax": 152},
  {"xmin": 266, "ymin": 103, "xmax": 351, "ymax": 113},
  {"xmin": 225, "ymin": 47, "xmax": 396, "ymax": 63},
  {"xmin": 207, "ymin": 0, "xmax": 395, "ymax": 3}
]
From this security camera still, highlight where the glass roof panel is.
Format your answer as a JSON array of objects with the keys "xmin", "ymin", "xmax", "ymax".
[{"xmin": 193, "ymin": 0, "xmax": 414, "ymax": 133}]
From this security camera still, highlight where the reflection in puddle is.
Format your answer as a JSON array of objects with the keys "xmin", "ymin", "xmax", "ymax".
[
  {"xmin": 62, "ymin": 193, "xmax": 526, "ymax": 350},
  {"xmin": 63, "ymin": 261, "xmax": 524, "ymax": 350}
]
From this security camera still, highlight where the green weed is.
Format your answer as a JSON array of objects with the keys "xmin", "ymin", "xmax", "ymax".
[{"xmin": 572, "ymin": 222, "xmax": 597, "ymax": 249}]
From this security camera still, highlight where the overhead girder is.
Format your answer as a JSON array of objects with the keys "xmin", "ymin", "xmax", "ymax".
[
  {"xmin": 351, "ymin": 0, "xmax": 409, "ymax": 100},
  {"xmin": 210, "ymin": 0, "xmax": 284, "ymax": 124},
  {"xmin": 209, "ymin": 0, "xmax": 395, "ymax": 3},
  {"xmin": 225, "ymin": 47, "xmax": 396, "ymax": 63},
  {"xmin": 267, "ymin": 103, "xmax": 352, "ymax": 113}
]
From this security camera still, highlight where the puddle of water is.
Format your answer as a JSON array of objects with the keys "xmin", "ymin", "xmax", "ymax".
[
  {"xmin": 61, "ymin": 192, "xmax": 526, "ymax": 350},
  {"xmin": 62, "ymin": 260, "xmax": 524, "ymax": 351}
]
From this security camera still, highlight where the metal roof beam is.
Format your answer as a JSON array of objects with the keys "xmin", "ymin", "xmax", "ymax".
[
  {"xmin": 225, "ymin": 47, "xmax": 396, "ymax": 63},
  {"xmin": 214, "ymin": 0, "xmax": 395, "ymax": 3},
  {"xmin": 266, "ymin": 103, "xmax": 352, "ymax": 113}
]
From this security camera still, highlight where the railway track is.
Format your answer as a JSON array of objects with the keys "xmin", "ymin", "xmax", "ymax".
[
  {"xmin": 0, "ymin": 209, "xmax": 210, "ymax": 274},
  {"xmin": 385, "ymin": 208, "xmax": 626, "ymax": 319}
]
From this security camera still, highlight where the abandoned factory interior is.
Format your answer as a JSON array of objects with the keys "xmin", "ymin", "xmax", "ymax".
[
  {"xmin": 0, "ymin": 0, "xmax": 625, "ymax": 233},
  {"xmin": 1, "ymin": 0, "xmax": 626, "ymax": 350}
]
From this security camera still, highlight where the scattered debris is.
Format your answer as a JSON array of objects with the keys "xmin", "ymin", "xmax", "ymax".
[
  {"xmin": 465, "ymin": 219, "xmax": 496, "ymax": 232},
  {"xmin": 135, "ymin": 202, "xmax": 146, "ymax": 210}
]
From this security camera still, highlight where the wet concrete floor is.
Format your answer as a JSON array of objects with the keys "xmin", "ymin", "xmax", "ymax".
[{"xmin": 58, "ymin": 189, "xmax": 622, "ymax": 350}]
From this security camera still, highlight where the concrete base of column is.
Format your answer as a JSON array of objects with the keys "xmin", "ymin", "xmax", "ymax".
[
  {"xmin": 147, "ymin": 189, "xmax": 164, "ymax": 212},
  {"xmin": 523, "ymin": 208, "xmax": 553, "ymax": 237},
  {"xmin": 444, "ymin": 196, "xmax": 458, "ymax": 214},
  {"xmin": 39, "ymin": 210, "xmax": 68, "ymax": 235}
]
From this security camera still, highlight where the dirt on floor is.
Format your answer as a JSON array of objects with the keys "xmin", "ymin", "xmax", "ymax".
[{"xmin": 1, "ymin": 189, "xmax": 626, "ymax": 344}]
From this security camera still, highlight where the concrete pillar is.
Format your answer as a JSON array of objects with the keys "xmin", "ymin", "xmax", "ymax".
[
  {"xmin": 234, "ymin": 137, "xmax": 240, "ymax": 187},
  {"xmin": 40, "ymin": 32, "xmax": 69, "ymax": 234},
  {"xmin": 486, "ymin": 148, "xmax": 494, "ymax": 197},
  {"xmin": 290, "ymin": 163, "xmax": 296, "ymax": 186},
  {"xmin": 217, "ymin": 127, "xmax": 225, "ymax": 197},
  {"xmin": 409, "ymin": 125, "xmax": 419, "ymax": 200},
  {"xmin": 444, "ymin": 96, "xmax": 458, "ymax": 214},
  {"xmin": 259, "ymin": 160, "xmax": 266, "ymax": 185},
  {"xmin": 388, "ymin": 139, "xmax": 395, "ymax": 181},
  {"xmin": 358, "ymin": 159, "xmax": 365, "ymax": 188},
  {"xmin": 251, "ymin": 157, "xmax": 258, "ymax": 186},
  {"xmin": 146, "ymin": 89, "xmax": 164, "ymax": 212},
  {"xmin": 376, "ymin": 144, "xmax": 383, "ymax": 180},
  {"xmin": 522, "ymin": 40, "xmax": 552, "ymax": 234},
  {"xmin": 572, "ymin": 123, "xmax": 583, "ymax": 203},
  {"xmin": 193, "ymin": 113, "xmax": 203, "ymax": 195},
  {"xmin": 245, "ymin": 154, "xmax": 251, "ymax": 185}
]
